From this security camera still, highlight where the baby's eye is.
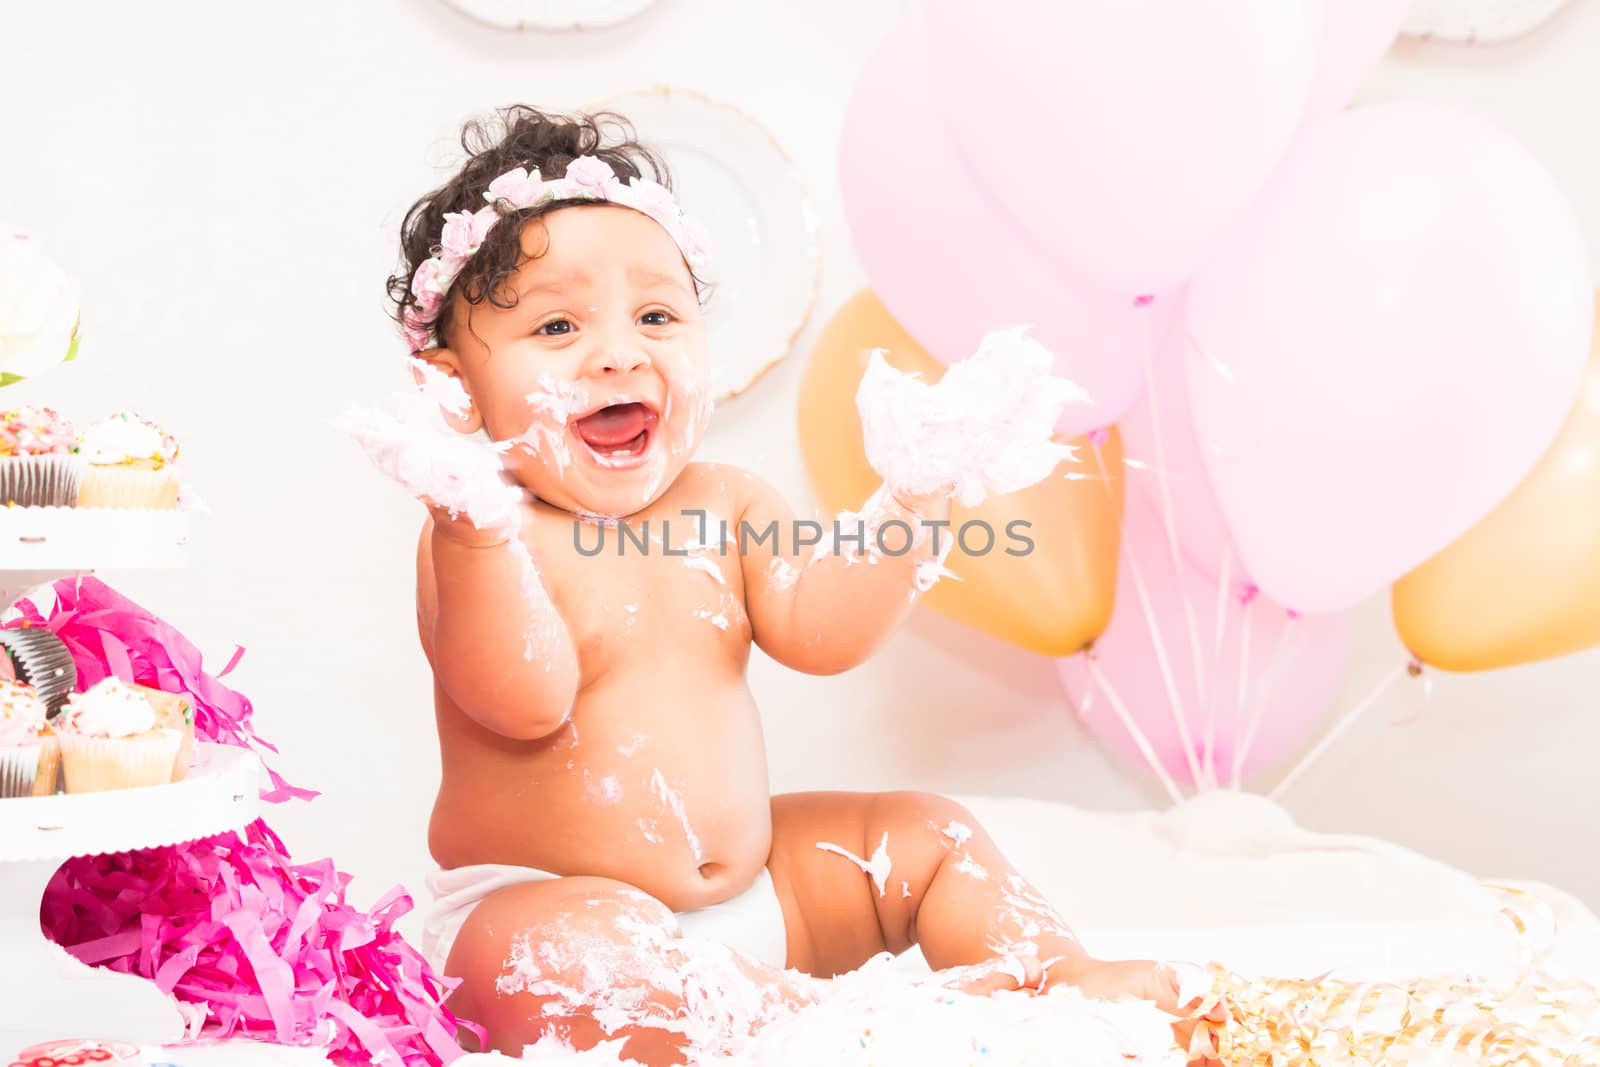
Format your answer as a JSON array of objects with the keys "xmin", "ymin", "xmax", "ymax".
[
  {"xmin": 639, "ymin": 310, "xmax": 674, "ymax": 327},
  {"xmin": 537, "ymin": 319, "xmax": 573, "ymax": 336}
]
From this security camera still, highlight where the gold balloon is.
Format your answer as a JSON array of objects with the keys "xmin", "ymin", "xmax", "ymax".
[
  {"xmin": 797, "ymin": 289, "xmax": 1123, "ymax": 656},
  {"xmin": 1393, "ymin": 297, "xmax": 1600, "ymax": 672}
]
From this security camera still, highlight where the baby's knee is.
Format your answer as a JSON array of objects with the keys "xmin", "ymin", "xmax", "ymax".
[
  {"xmin": 872, "ymin": 790, "xmax": 981, "ymax": 846},
  {"xmin": 447, "ymin": 876, "xmax": 681, "ymax": 1044}
]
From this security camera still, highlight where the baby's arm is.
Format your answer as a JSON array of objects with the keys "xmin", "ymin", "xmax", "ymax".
[
  {"xmin": 418, "ymin": 509, "xmax": 581, "ymax": 741},
  {"xmin": 736, "ymin": 472, "xmax": 951, "ymax": 675}
]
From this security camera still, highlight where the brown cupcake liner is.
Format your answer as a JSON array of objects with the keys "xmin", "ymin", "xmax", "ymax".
[
  {"xmin": 0, "ymin": 453, "xmax": 85, "ymax": 508},
  {"xmin": 0, "ymin": 627, "xmax": 78, "ymax": 716}
]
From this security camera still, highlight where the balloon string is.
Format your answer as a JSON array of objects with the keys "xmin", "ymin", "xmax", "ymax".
[
  {"xmin": 1270, "ymin": 661, "xmax": 1409, "ymax": 801},
  {"xmin": 1226, "ymin": 593, "xmax": 1253, "ymax": 789},
  {"xmin": 1091, "ymin": 440, "xmax": 1204, "ymax": 788},
  {"xmin": 1084, "ymin": 655, "xmax": 1185, "ymax": 807},
  {"xmin": 1231, "ymin": 604, "xmax": 1293, "ymax": 790},
  {"xmin": 1200, "ymin": 541, "xmax": 1234, "ymax": 789},
  {"xmin": 1137, "ymin": 304, "xmax": 1211, "ymax": 728}
]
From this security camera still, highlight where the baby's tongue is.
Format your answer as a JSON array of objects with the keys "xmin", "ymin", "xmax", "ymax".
[{"xmin": 575, "ymin": 402, "xmax": 649, "ymax": 449}]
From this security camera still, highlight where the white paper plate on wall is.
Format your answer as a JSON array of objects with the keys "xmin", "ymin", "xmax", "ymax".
[
  {"xmin": 441, "ymin": 0, "xmax": 657, "ymax": 32},
  {"xmin": 590, "ymin": 87, "xmax": 821, "ymax": 404},
  {"xmin": 1401, "ymin": 0, "xmax": 1574, "ymax": 42}
]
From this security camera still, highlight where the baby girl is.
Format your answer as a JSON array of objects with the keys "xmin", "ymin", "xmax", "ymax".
[{"xmin": 368, "ymin": 105, "xmax": 1225, "ymax": 1064}]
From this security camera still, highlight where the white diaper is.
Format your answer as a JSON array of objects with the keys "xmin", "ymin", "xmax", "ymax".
[{"xmin": 422, "ymin": 864, "xmax": 789, "ymax": 976}]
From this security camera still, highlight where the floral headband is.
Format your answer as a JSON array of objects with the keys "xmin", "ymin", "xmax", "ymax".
[{"xmin": 402, "ymin": 155, "xmax": 713, "ymax": 352}]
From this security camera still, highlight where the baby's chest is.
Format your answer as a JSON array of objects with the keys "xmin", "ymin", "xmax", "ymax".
[{"xmin": 533, "ymin": 519, "xmax": 752, "ymax": 659}]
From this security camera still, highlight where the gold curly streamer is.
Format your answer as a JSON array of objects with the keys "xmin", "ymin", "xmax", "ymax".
[{"xmin": 1183, "ymin": 886, "xmax": 1600, "ymax": 1066}]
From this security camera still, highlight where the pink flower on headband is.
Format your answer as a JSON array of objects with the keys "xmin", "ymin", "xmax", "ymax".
[
  {"xmin": 402, "ymin": 309, "xmax": 431, "ymax": 352},
  {"xmin": 484, "ymin": 167, "xmax": 545, "ymax": 210},
  {"xmin": 565, "ymin": 156, "xmax": 617, "ymax": 197},
  {"xmin": 410, "ymin": 258, "xmax": 447, "ymax": 300},
  {"xmin": 622, "ymin": 176, "xmax": 679, "ymax": 224},
  {"xmin": 439, "ymin": 207, "xmax": 496, "ymax": 259},
  {"xmin": 679, "ymin": 216, "xmax": 714, "ymax": 267},
  {"xmin": 401, "ymin": 156, "xmax": 712, "ymax": 351},
  {"xmin": 414, "ymin": 288, "xmax": 443, "ymax": 316}
]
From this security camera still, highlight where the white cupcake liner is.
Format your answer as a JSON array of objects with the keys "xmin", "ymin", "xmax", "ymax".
[
  {"xmin": 76, "ymin": 464, "xmax": 180, "ymax": 509},
  {"xmin": 0, "ymin": 453, "xmax": 85, "ymax": 508},
  {"xmin": 0, "ymin": 743, "xmax": 42, "ymax": 799},
  {"xmin": 57, "ymin": 730, "xmax": 181, "ymax": 793}
]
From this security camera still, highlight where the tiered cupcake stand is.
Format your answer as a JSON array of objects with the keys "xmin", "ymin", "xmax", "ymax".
[{"xmin": 0, "ymin": 508, "xmax": 262, "ymax": 1049}]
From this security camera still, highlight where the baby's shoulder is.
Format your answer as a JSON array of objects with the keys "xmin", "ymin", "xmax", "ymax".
[{"xmin": 672, "ymin": 461, "xmax": 767, "ymax": 503}]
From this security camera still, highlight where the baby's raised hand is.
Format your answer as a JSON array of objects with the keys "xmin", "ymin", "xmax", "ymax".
[
  {"xmin": 339, "ymin": 360, "xmax": 524, "ymax": 541},
  {"xmin": 856, "ymin": 327, "xmax": 1088, "ymax": 509}
]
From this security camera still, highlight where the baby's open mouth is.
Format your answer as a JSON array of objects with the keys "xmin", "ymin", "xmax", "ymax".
[{"xmin": 572, "ymin": 401, "xmax": 659, "ymax": 467}]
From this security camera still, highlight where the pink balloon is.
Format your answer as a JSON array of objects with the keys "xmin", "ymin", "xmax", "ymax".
[
  {"xmin": 1116, "ymin": 298, "xmax": 1249, "ymax": 585},
  {"xmin": 1303, "ymin": 0, "xmax": 1409, "ymax": 119},
  {"xmin": 840, "ymin": 16, "xmax": 1168, "ymax": 436},
  {"xmin": 1059, "ymin": 498, "xmax": 1352, "ymax": 788},
  {"xmin": 1185, "ymin": 103, "xmax": 1593, "ymax": 614},
  {"xmin": 920, "ymin": 0, "xmax": 1322, "ymax": 294}
]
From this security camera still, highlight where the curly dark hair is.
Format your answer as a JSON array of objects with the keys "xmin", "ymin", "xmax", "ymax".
[{"xmin": 386, "ymin": 104, "xmax": 698, "ymax": 351}]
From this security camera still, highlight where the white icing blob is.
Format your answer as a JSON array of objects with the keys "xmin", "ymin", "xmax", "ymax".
[
  {"xmin": 856, "ymin": 326, "xmax": 1086, "ymax": 507},
  {"xmin": 953, "ymin": 854, "xmax": 989, "ymax": 881},
  {"xmin": 682, "ymin": 555, "xmax": 726, "ymax": 584},
  {"xmin": 520, "ymin": 373, "xmax": 589, "ymax": 474},
  {"xmin": 765, "ymin": 558, "xmax": 800, "ymax": 593},
  {"xmin": 464, "ymin": 951, "xmax": 1178, "ymax": 1065},
  {"xmin": 651, "ymin": 770, "xmax": 704, "ymax": 863},
  {"xmin": 338, "ymin": 360, "xmax": 524, "ymax": 533},
  {"xmin": 815, "ymin": 833, "xmax": 892, "ymax": 898}
]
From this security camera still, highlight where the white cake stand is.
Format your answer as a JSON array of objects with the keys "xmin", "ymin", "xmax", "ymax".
[
  {"xmin": 0, "ymin": 744, "xmax": 263, "ymax": 1048},
  {"xmin": 0, "ymin": 506, "xmax": 248, "ymax": 1051}
]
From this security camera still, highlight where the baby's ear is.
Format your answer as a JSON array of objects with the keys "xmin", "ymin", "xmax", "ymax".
[{"xmin": 411, "ymin": 349, "xmax": 484, "ymax": 435}]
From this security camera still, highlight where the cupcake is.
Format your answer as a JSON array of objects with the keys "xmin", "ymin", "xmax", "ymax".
[
  {"xmin": 0, "ymin": 625, "xmax": 78, "ymax": 715},
  {"xmin": 133, "ymin": 683, "xmax": 195, "ymax": 781},
  {"xmin": 74, "ymin": 411, "xmax": 181, "ymax": 509},
  {"xmin": 54, "ymin": 677, "xmax": 182, "ymax": 793},
  {"xmin": 0, "ymin": 404, "xmax": 83, "ymax": 507},
  {"xmin": 0, "ymin": 679, "xmax": 52, "ymax": 798}
]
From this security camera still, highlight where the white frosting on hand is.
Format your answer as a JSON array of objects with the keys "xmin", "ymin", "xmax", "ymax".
[
  {"xmin": 338, "ymin": 360, "xmax": 524, "ymax": 534},
  {"xmin": 856, "ymin": 326, "xmax": 1087, "ymax": 507},
  {"xmin": 59, "ymin": 678, "xmax": 155, "ymax": 738}
]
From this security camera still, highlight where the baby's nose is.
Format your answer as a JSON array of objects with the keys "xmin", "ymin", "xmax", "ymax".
[{"xmin": 591, "ymin": 345, "xmax": 651, "ymax": 375}]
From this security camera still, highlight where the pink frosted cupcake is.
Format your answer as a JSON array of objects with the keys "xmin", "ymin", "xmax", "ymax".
[
  {"xmin": 54, "ymin": 677, "xmax": 182, "ymax": 793},
  {"xmin": 75, "ymin": 411, "xmax": 181, "ymax": 509},
  {"xmin": 0, "ymin": 679, "xmax": 53, "ymax": 798},
  {"xmin": 0, "ymin": 404, "xmax": 83, "ymax": 507}
]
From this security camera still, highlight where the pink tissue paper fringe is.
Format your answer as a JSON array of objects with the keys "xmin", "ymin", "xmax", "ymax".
[{"xmin": 10, "ymin": 576, "xmax": 479, "ymax": 1065}]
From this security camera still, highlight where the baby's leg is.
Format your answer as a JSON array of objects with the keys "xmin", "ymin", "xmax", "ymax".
[
  {"xmin": 445, "ymin": 875, "xmax": 811, "ymax": 1065},
  {"xmin": 768, "ymin": 791, "xmax": 1224, "ymax": 1063}
]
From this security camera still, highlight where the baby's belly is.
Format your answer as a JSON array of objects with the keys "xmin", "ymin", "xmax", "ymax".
[{"xmin": 428, "ymin": 666, "xmax": 774, "ymax": 912}]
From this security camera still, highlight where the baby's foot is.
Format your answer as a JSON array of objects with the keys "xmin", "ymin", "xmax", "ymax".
[
  {"xmin": 936, "ymin": 953, "xmax": 1045, "ymax": 997},
  {"xmin": 1063, "ymin": 957, "xmax": 1228, "ymax": 1066}
]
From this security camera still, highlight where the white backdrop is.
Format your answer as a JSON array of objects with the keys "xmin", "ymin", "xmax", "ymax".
[{"xmin": 2, "ymin": 0, "xmax": 1596, "ymax": 932}]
